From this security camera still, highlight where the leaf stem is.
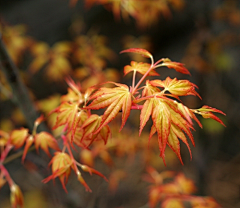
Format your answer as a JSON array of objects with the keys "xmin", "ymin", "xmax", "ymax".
[
  {"xmin": 131, "ymin": 70, "xmax": 137, "ymax": 91},
  {"xmin": 130, "ymin": 105, "xmax": 143, "ymax": 110},
  {"xmin": 0, "ymin": 165, "xmax": 14, "ymax": 186},
  {"xmin": 131, "ymin": 64, "xmax": 155, "ymax": 95},
  {"xmin": 3, "ymin": 146, "xmax": 35, "ymax": 165}
]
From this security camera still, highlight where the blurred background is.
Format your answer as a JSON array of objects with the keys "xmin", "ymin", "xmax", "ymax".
[{"xmin": 0, "ymin": 0, "xmax": 239, "ymax": 207}]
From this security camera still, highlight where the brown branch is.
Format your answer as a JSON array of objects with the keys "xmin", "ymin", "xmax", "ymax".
[{"xmin": 0, "ymin": 32, "xmax": 50, "ymax": 132}]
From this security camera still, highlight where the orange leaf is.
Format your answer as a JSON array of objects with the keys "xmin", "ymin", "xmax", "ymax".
[
  {"xmin": 87, "ymin": 82, "xmax": 132, "ymax": 132},
  {"xmin": 152, "ymin": 98, "xmax": 171, "ymax": 164},
  {"xmin": 161, "ymin": 58, "xmax": 190, "ymax": 75},
  {"xmin": 142, "ymin": 80, "xmax": 161, "ymax": 97},
  {"xmin": 43, "ymin": 152, "xmax": 73, "ymax": 192},
  {"xmin": 10, "ymin": 184, "xmax": 24, "ymax": 208},
  {"xmin": 124, "ymin": 61, "xmax": 159, "ymax": 76},
  {"xmin": 0, "ymin": 130, "xmax": 10, "ymax": 147},
  {"xmin": 162, "ymin": 198, "xmax": 184, "ymax": 208},
  {"xmin": 80, "ymin": 165, "xmax": 108, "ymax": 181},
  {"xmin": 139, "ymin": 99, "xmax": 153, "ymax": 135},
  {"xmin": 193, "ymin": 105, "xmax": 226, "ymax": 126},
  {"xmin": 150, "ymin": 77, "xmax": 200, "ymax": 98},
  {"xmin": 175, "ymin": 173, "xmax": 196, "ymax": 194},
  {"xmin": 149, "ymin": 186, "xmax": 161, "ymax": 208},
  {"xmin": 81, "ymin": 114, "xmax": 102, "ymax": 140},
  {"xmin": 34, "ymin": 132, "xmax": 60, "ymax": 157},
  {"xmin": 76, "ymin": 171, "xmax": 92, "ymax": 192},
  {"xmin": 176, "ymin": 102, "xmax": 202, "ymax": 127},
  {"xmin": 22, "ymin": 135, "xmax": 34, "ymax": 162},
  {"xmin": 80, "ymin": 114, "xmax": 111, "ymax": 146},
  {"xmin": 10, "ymin": 128, "xmax": 29, "ymax": 149},
  {"xmin": 108, "ymin": 169, "xmax": 127, "ymax": 192},
  {"xmin": 52, "ymin": 102, "xmax": 84, "ymax": 141},
  {"xmin": 120, "ymin": 48, "xmax": 153, "ymax": 60},
  {"xmin": 139, "ymin": 95, "xmax": 195, "ymax": 164}
]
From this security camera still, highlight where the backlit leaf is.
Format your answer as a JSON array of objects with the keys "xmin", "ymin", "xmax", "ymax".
[
  {"xmin": 150, "ymin": 77, "xmax": 200, "ymax": 98},
  {"xmin": 124, "ymin": 61, "xmax": 159, "ymax": 76},
  {"xmin": 139, "ymin": 99, "xmax": 153, "ymax": 135},
  {"xmin": 87, "ymin": 82, "xmax": 132, "ymax": 132},
  {"xmin": 120, "ymin": 48, "xmax": 153, "ymax": 60},
  {"xmin": 35, "ymin": 132, "xmax": 60, "ymax": 157},
  {"xmin": 81, "ymin": 114, "xmax": 103, "ymax": 146},
  {"xmin": 161, "ymin": 58, "xmax": 190, "ymax": 75},
  {"xmin": 162, "ymin": 199, "xmax": 184, "ymax": 208},
  {"xmin": 193, "ymin": 105, "xmax": 226, "ymax": 126},
  {"xmin": 10, "ymin": 128, "xmax": 29, "ymax": 149},
  {"xmin": 43, "ymin": 152, "xmax": 73, "ymax": 192}
]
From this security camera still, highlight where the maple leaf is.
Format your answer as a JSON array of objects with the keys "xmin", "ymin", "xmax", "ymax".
[
  {"xmin": 10, "ymin": 184, "xmax": 24, "ymax": 208},
  {"xmin": 34, "ymin": 132, "xmax": 60, "ymax": 157},
  {"xmin": 121, "ymin": 48, "xmax": 153, "ymax": 60},
  {"xmin": 52, "ymin": 102, "xmax": 86, "ymax": 141},
  {"xmin": 108, "ymin": 169, "xmax": 127, "ymax": 193},
  {"xmin": 124, "ymin": 61, "xmax": 159, "ymax": 76},
  {"xmin": 150, "ymin": 77, "xmax": 200, "ymax": 98},
  {"xmin": 29, "ymin": 41, "xmax": 72, "ymax": 81},
  {"xmin": 2, "ymin": 24, "xmax": 30, "ymax": 64},
  {"xmin": 138, "ymin": 95, "xmax": 194, "ymax": 164},
  {"xmin": 45, "ymin": 57, "xmax": 71, "ymax": 81},
  {"xmin": 142, "ymin": 80, "xmax": 161, "ymax": 97},
  {"xmin": 42, "ymin": 152, "xmax": 73, "ymax": 192},
  {"xmin": 162, "ymin": 199, "xmax": 184, "ymax": 208},
  {"xmin": 74, "ymin": 35, "xmax": 116, "ymax": 67},
  {"xmin": 122, "ymin": 36, "xmax": 152, "ymax": 62},
  {"xmin": 22, "ymin": 135, "xmax": 34, "ymax": 162},
  {"xmin": 192, "ymin": 105, "xmax": 226, "ymax": 126},
  {"xmin": 160, "ymin": 58, "xmax": 190, "ymax": 75},
  {"xmin": 80, "ymin": 114, "xmax": 111, "ymax": 146},
  {"xmin": 10, "ymin": 128, "xmax": 29, "ymax": 149},
  {"xmin": 191, "ymin": 197, "xmax": 221, "ymax": 208},
  {"xmin": 175, "ymin": 102, "xmax": 202, "ymax": 127},
  {"xmin": 86, "ymin": 82, "xmax": 132, "ymax": 132},
  {"xmin": 28, "ymin": 42, "xmax": 49, "ymax": 73},
  {"xmin": 80, "ymin": 164, "xmax": 108, "ymax": 181},
  {"xmin": 174, "ymin": 173, "xmax": 196, "ymax": 194},
  {"xmin": 0, "ymin": 130, "xmax": 10, "ymax": 147}
]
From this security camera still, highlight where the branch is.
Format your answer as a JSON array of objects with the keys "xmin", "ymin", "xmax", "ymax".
[{"xmin": 0, "ymin": 32, "xmax": 50, "ymax": 132}]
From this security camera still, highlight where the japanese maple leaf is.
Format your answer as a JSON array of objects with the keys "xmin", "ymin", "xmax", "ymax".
[
  {"xmin": 138, "ymin": 95, "xmax": 194, "ymax": 164},
  {"xmin": 34, "ymin": 132, "xmax": 60, "ymax": 157},
  {"xmin": 160, "ymin": 58, "xmax": 190, "ymax": 75},
  {"xmin": 124, "ymin": 61, "xmax": 159, "ymax": 76},
  {"xmin": 193, "ymin": 105, "xmax": 226, "ymax": 126},
  {"xmin": 10, "ymin": 128, "xmax": 29, "ymax": 149},
  {"xmin": 142, "ymin": 80, "xmax": 161, "ymax": 97},
  {"xmin": 86, "ymin": 82, "xmax": 132, "ymax": 133},
  {"xmin": 51, "ymin": 102, "xmax": 86, "ymax": 141},
  {"xmin": 80, "ymin": 114, "xmax": 111, "ymax": 146},
  {"xmin": 42, "ymin": 152, "xmax": 73, "ymax": 192},
  {"xmin": 29, "ymin": 41, "xmax": 72, "ymax": 81},
  {"xmin": 150, "ymin": 77, "xmax": 200, "ymax": 98}
]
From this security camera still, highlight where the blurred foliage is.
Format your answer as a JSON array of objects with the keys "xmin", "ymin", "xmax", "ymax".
[{"xmin": 1, "ymin": 0, "xmax": 240, "ymax": 207}]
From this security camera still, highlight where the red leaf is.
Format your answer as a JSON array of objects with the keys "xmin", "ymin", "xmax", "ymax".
[
  {"xmin": 193, "ymin": 105, "xmax": 226, "ymax": 126},
  {"xmin": 161, "ymin": 58, "xmax": 190, "ymax": 75},
  {"xmin": 120, "ymin": 48, "xmax": 153, "ymax": 59},
  {"xmin": 10, "ymin": 128, "xmax": 29, "ymax": 149},
  {"xmin": 34, "ymin": 132, "xmax": 60, "ymax": 157},
  {"xmin": 22, "ymin": 135, "xmax": 34, "ymax": 162},
  {"xmin": 87, "ymin": 82, "xmax": 132, "ymax": 132},
  {"xmin": 124, "ymin": 61, "xmax": 159, "ymax": 76},
  {"xmin": 150, "ymin": 77, "xmax": 200, "ymax": 98}
]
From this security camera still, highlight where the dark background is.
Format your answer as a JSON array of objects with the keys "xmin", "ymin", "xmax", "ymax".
[{"xmin": 0, "ymin": 0, "xmax": 240, "ymax": 207}]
